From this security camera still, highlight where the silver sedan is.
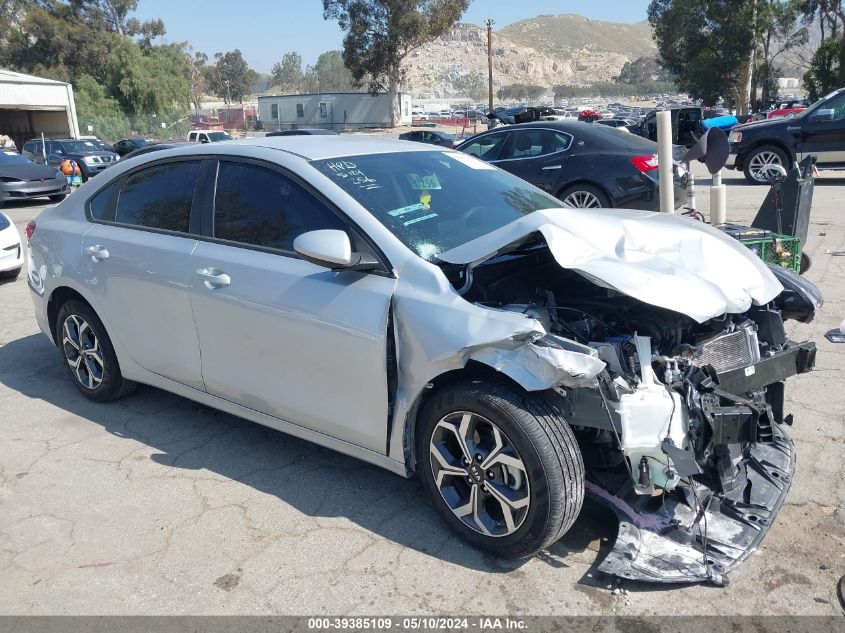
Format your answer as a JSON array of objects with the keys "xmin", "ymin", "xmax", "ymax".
[{"xmin": 25, "ymin": 137, "xmax": 819, "ymax": 582}]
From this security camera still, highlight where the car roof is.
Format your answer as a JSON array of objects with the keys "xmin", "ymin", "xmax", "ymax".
[{"xmin": 237, "ymin": 135, "xmax": 444, "ymax": 160}]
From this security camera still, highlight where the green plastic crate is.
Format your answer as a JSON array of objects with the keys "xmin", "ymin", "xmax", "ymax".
[{"xmin": 739, "ymin": 233, "xmax": 801, "ymax": 272}]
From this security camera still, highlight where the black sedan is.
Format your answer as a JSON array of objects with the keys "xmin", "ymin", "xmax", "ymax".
[
  {"xmin": 398, "ymin": 129, "xmax": 456, "ymax": 147},
  {"xmin": 112, "ymin": 138, "xmax": 152, "ymax": 157},
  {"xmin": 455, "ymin": 121, "xmax": 686, "ymax": 210},
  {"xmin": 0, "ymin": 151, "xmax": 69, "ymax": 206}
]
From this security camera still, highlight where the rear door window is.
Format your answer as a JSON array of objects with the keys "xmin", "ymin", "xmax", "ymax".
[
  {"xmin": 114, "ymin": 161, "xmax": 200, "ymax": 233},
  {"xmin": 499, "ymin": 129, "xmax": 572, "ymax": 160}
]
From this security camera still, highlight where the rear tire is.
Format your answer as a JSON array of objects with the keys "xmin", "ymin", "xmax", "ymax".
[
  {"xmin": 0, "ymin": 266, "xmax": 20, "ymax": 279},
  {"xmin": 417, "ymin": 379, "xmax": 584, "ymax": 559},
  {"xmin": 56, "ymin": 299, "xmax": 136, "ymax": 401},
  {"xmin": 558, "ymin": 183, "xmax": 611, "ymax": 208}
]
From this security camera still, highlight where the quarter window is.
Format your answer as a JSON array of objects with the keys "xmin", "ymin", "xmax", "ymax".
[
  {"xmin": 115, "ymin": 161, "xmax": 200, "ymax": 233},
  {"xmin": 213, "ymin": 161, "xmax": 346, "ymax": 252},
  {"xmin": 88, "ymin": 180, "xmax": 120, "ymax": 221}
]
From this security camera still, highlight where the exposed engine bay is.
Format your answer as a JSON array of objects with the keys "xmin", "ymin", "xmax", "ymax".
[{"xmin": 440, "ymin": 239, "xmax": 821, "ymax": 584}]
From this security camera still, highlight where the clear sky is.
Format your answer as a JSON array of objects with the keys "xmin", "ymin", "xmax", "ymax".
[{"xmin": 133, "ymin": 0, "xmax": 652, "ymax": 73}]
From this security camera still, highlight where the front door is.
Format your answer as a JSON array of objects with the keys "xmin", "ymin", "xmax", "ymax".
[
  {"xmin": 189, "ymin": 159, "xmax": 396, "ymax": 452},
  {"xmin": 794, "ymin": 91, "xmax": 845, "ymax": 166},
  {"xmin": 81, "ymin": 159, "xmax": 204, "ymax": 389}
]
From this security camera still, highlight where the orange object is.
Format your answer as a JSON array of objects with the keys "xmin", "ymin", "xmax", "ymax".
[{"xmin": 60, "ymin": 159, "xmax": 79, "ymax": 176}]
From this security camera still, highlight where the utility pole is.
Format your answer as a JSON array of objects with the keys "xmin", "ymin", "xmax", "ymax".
[{"xmin": 486, "ymin": 18, "xmax": 495, "ymax": 116}]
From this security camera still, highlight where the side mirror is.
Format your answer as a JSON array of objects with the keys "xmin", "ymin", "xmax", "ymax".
[
  {"xmin": 293, "ymin": 229, "xmax": 379, "ymax": 271},
  {"xmin": 811, "ymin": 108, "xmax": 835, "ymax": 122}
]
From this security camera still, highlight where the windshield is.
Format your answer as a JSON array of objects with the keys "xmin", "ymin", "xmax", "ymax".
[
  {"xmin": 312, "ymin": 151, "xmax": 563, "ymax": 260},
  {"xmin": 61, "ymin": 140, "xmax": 100, "ymax": 153},
  {"xmin": 0, "ymin": 152, "xmax": 33, "ymax": 166},
  {"xmin": 795, "ymin": 89, "xmax": 842, "ymax": 119},
  {"xmin": 208, "ymin": 132, "xmax": 233, "ymax": 142}
]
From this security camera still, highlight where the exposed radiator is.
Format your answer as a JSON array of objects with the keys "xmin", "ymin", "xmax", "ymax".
[{"xmin": 691, "ymin": 326, "xmax": 761, "ymax": 373}]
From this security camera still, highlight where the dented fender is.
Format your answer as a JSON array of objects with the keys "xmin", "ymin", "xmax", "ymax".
[{"xmin": 385, "ymin": 257, "xmax": 605, "ymax": 468}]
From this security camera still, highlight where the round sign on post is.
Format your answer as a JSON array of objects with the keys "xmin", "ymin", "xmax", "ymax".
[{"xmin": 656, "ymin": 110, "xmax": 674, "ymax": 213}]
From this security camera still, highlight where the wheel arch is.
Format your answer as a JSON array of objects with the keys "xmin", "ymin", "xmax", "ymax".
[
  {"xmin": 742, "ymin": 138, "xmax": 796, "ymax": 163},
  {"xmin": 401, "ymin": 360, "xmax": 547, "ymax": 475},
  {"xmin": 47, "ymin": 286, "xmax": 96, "ymax": 346}
]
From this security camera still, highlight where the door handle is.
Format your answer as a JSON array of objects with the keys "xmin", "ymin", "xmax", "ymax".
[
  {"xmin": 787, "ymin": 126, "xmax": 802, "ymax": 134},
  {"xmin": 196, "ymin": 268, "xmax": 231, "ymax": 288},
  {"xmin": 541, "ymin": 165, "xmax": 563, "ymax": 171},
  {"xmin": 85, "ymin": 244, "xmax": 109, "ymax": 261}
]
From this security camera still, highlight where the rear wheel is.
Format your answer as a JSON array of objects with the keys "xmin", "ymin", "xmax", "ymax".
[
  {"xmin": 56, "ymin": 299, "xmax": 136, "ymax": 401},
  {"xmin": 558, "ymin": 183, "xmax": 610, "ymax": 208},
  {"xmin": 417, "ymin": 380, "xmax": 584, "ymax": 559},
  {"xmin": 743, "ymin": 145, "xmax": 788, "ymax": 184}
]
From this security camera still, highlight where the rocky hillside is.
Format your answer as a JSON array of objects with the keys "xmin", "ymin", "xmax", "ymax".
[{"xmin": 403, "ymin": 15, "xmax": 656, "ymax": 99}]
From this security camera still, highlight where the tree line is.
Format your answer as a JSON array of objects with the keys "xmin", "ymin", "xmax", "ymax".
[
  {"xmin": 648, "ymin": 0, "xmax": 845, "ymax": 109},
  {"xmin": 0, "ymin": 0, "xmax": 471, "ymax": 132}
]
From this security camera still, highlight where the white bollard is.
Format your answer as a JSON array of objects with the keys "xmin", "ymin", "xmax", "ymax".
[
  {"xmin": 710, "ymin": 170, "xmax": 727, "ymax": 225},
  {"xmin": 656, "ymin": 110, "xmax": 674, "ymax": 213}
]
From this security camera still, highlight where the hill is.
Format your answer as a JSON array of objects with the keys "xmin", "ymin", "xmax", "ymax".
[
  {"xmin": 403, "ymin": 15, "xmax": 657, "ymax": 99},
  {"xmin": 499, "ymin": 14, "xmax": 656, "ymax": 60}
]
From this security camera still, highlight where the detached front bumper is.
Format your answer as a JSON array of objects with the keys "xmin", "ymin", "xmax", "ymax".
[
  {"xmin": 589, "ymin": 428, "xmax": 794, "ymax": 584},
  {"xmin": 588, "ymin": 340, "xmax": 814, "ymax": 584}
]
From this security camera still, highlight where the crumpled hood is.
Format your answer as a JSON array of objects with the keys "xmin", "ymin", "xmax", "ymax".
[{"xmin": 438, "ymin": 208, "xmax": 783, "ymax": 324}]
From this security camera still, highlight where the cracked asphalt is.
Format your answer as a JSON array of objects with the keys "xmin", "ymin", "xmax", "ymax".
[{"xmin": 0, "ymin": 164, "xmax": 843, "ymax": 615}]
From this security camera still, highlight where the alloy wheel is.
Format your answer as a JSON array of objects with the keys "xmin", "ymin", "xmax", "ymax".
[
  {"xmin": 62, "ymin": 314, "xmax": 104, "ymax": 390},
  {"xmin": 562, "ymin": 190, "xmax": 603, "ymax": 208},
  {"xmin": 429, "ymin": 411, "xmax": 530, "ymax": 537},
  {"xmin": 748, "ymin": 150, "xmax": 784, "ymax": 182}
]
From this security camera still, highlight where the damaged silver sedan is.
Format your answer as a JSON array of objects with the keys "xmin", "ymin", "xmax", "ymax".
[{"xmin": 26, "ymin": 137, "xmax": 821, "ymax": 584}]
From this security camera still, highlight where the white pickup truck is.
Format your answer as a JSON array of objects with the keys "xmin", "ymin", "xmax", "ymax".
[{"xmin": 186, "ymin": 130, "xmax": 234, "ymax": 143}]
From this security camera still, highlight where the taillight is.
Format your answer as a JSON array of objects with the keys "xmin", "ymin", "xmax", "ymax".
[
  {"xmin": 25, "ymin": 220, "xmax": 36, "ymax": 241},
  {"xmin": 630, "ymin": 154, "xmax": 659, "ymax": 172}
]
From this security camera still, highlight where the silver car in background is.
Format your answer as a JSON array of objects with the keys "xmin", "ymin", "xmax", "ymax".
[{"xmin": 25, "ymin": 137, "xmax": 820, "ymax": 584}]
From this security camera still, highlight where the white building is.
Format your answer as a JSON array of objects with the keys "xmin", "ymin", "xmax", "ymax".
[
  {"xmin": 0, "ymin": 69, "xmax": 81, "ymax": 149},
  {"xmin": 257, "ymin": 92, "xmax": 412, "ymax": 130}
]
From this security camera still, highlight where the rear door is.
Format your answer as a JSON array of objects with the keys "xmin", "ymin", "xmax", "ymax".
[
  {"xmin": 81, "ymin": 159, "xmax": 205, "ymax": 389},
  {"xmin": 491, "ymin": 128, "xmax": 572, "ymax": 193},
  {"xmin": 189, "ymin": 158, "xmax": 396, "ymax": 452}
]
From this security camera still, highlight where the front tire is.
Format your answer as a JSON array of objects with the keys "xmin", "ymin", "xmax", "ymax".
[
  {"xmin": 49, "ymin": 194, "xmax": 67, "ymax": 202},
  {"xmin": 56, "ymin": 299, "xmax": 136, "ymax": 401},
  {"xmin": 0, "ymin": 266, "xmax": 20, "ymax": 279},
  {"xmin": 743, "ymin": 145, "xmax": 788, "ymax": 184},
  {"xmin": 417, "ymin": 380, "xmax": 584, "ymax": 559}
]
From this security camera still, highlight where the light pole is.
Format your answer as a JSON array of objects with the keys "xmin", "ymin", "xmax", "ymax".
[{"xmin": 486, "ymin": 19, "xmax": 494, "ymax": 114}]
